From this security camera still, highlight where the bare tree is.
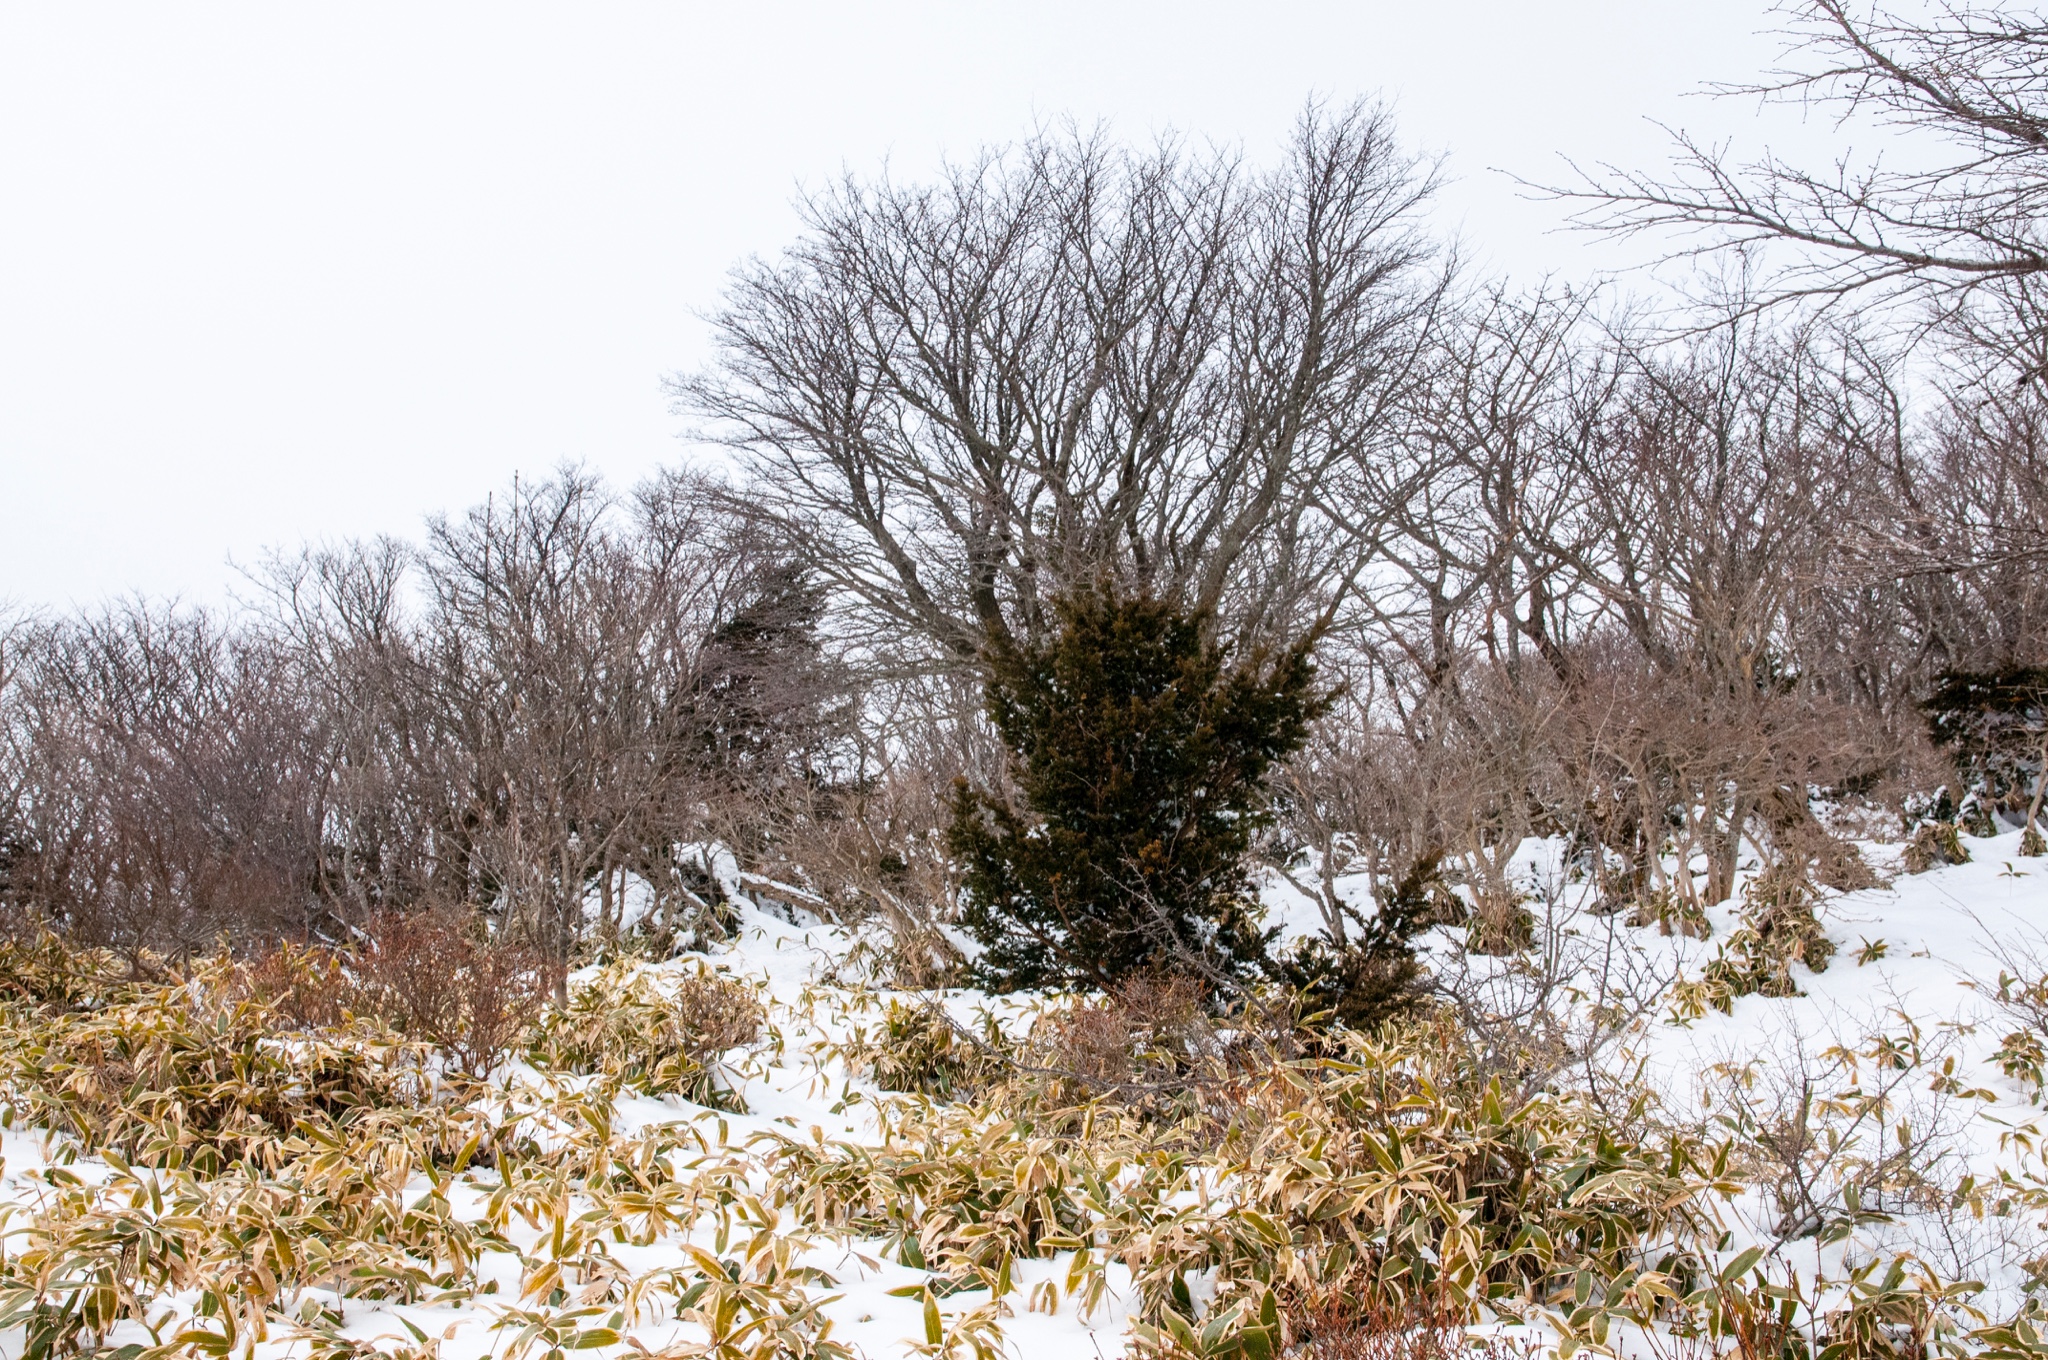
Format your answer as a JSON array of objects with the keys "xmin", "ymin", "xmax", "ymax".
[
  {"xmin": 1556, "ymin": 2, "xmax": 2048, "ymax": 344},
  {"xmin": 678, "ymin": 102, "xmax": 1449, "ymax": 668},
  {"xmin": 2, "ymin": 603, "xmax": 328, "ymax": 960},
  {"xmin": 0, "ymin": 611, "xmax": 41, "ymax": 929},
  {"xmin": 1286, "ymin": 295, "xmax": 1914, "ymax": 951},
  {"xmin": 249, "ymin": 467, "xmax": 862, "ymax": 983},
  {"xmin": 1867, "ymin": 359, "xmax": 2048, "ymax": 669},
  {"xmin": 1543, "ymin": 320, "xmax": 1888, "ymax": 901}
]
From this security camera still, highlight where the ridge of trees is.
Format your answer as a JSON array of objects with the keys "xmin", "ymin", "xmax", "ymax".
[{"xmin": 2, "ymin": 73, "xmax": 2046, "ymax": 978}]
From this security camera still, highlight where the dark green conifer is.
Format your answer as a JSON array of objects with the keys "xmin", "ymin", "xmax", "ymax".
[{"xmin": 949, "ymin": 585, "xmax": 1327, "ymax": 992}]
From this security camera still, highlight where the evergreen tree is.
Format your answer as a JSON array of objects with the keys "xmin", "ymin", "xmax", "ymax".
[
  {"xmin": 688, "ymin": 563, "xmax": 843, "ymax": 795},
  {"xmin": 1273, "ymin": 853, "xmax": 1437, "ymax": 1034},
  {"xmin": 949, "ymin": 586, "xmax": 1327, "ymax": 992},
  {"xmin": 1923, "ymin": 666, "xmax": 2048, "ymax": 833}
]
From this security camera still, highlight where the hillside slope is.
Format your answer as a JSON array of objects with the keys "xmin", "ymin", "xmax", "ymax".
[{"xmin": 0, "ymin": 835, "xmax": 2044, "ymax": 1360}]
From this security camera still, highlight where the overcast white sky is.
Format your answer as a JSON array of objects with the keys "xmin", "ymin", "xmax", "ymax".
[{"xmin": 0, "ymin": 2, "xmax": 1840, "ymax": 608}]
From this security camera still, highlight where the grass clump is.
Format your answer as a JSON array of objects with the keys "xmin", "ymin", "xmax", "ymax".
[
  {"xmin": 840, "ymin": 998, "xmax": 1009, "ymax": 1101},
  {"xmin": 770, "ymin": 1010, "xmax": 1707, "ymax": 1339},
  {"xmin": 0, "ymin": 930, "xmax": 2033, "ymax": 1360},
  {"xmin": 0, "ymin": 955, "xmax": 434, "ymax": 1169},
  {"xmin": 527, "ymin": 964, "xmax": 762, "ymax": 1105}
]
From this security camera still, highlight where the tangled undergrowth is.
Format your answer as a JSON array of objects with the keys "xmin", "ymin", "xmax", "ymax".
[{"xmin": 0, "ymin": 927, "xmax": 2041, "ymax": 1360}]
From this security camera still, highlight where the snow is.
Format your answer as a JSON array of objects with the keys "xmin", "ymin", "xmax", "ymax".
[
  {"xmin": 1628, "ymin": 830, "xmax": 2048, "ymax": 1306},
  {"xmin": 678, "ymin": 842, "xmax": 745, "ymax": 905},
  {"xmin": 581, "ymin": 870, "xmax": 661, "ymax": 930},
  {"xmin": 619, "ymin": 873, "xmax": 659, "ymax": 932},
  {"xmin": 3, "ymin": 834, "xmax": 2047, "ymax": 1359}
]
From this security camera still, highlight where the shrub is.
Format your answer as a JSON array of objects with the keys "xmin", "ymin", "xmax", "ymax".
[
  {"xmin": 1279, "ymin": 854, "xmax": 1436, "ymax": 1034},
  {"xmin": 1694, "ymin": 859, "xmax": 1836, "ymax": 1004},
  {"xmin": 773, "ymin": 1012, "xmax": 1706, "ymax": 1333},
  {"xmin": 1746, "ymin": 858, "xmax": 1837, "ymax": 971},
  {"xmin": 0, "ymin": 932, "xmax": 129, "ymax": 1011},
  {"xmin": 528, "ymin": 964, "xmax": 761, "ymax": 1105},
  {"xmin": 1281, "ymin": 1279, "xmax": 1529, "ymax": 1360},
  {"xmin": 1923, "ymin": 666, "xmax": 2048, "ymax": 828},
  {"xmin": 848, "ymin": 999, "xmax": 1001, "ymax": 1100},
  {"xmin": 350, "ymin": 911, "xmax": 547, "ymax": 1078},
  {"xmin": 1902, "ymin": 819, "xmax": 1970, "ymax": 873},
  {"xmin": 949, "ymin": 585, "xmax": 1327, "ymax": 993},
  {"xmin": 1278, "ymin": 937, "xmax": 1428, "ymax": 1036},
  {"xmin": 233, "ymin": 941, "xmax": 354, "ymax": 1029},
  {"xmin": 1626, "ymin": 885, "xmax": 1710, "ymax": 939},
  {"xmin": 0, "ymin": 960, "xmax": 431, "ymax": 1166},
  {"xmin": 1029, "ymin": 974, "xmax": 1218, "ymax": 1102},
  {"xmin": 848, "ymin": 981, "xmax": 1282, "ymax": 1117}
]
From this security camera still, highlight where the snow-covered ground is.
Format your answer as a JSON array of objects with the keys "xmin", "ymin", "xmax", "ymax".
[{"xmin": 2, "ymin": 831, "xmax": 2046, "ymax": 1360}]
